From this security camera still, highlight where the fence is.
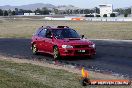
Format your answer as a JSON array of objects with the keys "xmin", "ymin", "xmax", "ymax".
[{"xmin": 85, "ymin": 17, "xmax": 132, "ymax": 22}]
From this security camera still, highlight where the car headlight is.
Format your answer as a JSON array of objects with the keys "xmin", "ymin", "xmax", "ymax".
[
  {"xmin": 89, "ymin": 44, "xmax": 95, "ymax": 48},
  {"xmin": 62, "ymin": 45, "xmax": 73, "ymax": 48}
]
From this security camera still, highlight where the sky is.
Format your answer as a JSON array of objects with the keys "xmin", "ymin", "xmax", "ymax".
[{"xmin": 0, "ymin": 0, "xmax": 132, "ymax": 8}]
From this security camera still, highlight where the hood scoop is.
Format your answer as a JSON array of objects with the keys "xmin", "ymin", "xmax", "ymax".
[
  {"xmin": 63, "ymin": 38, "xmax": 81, "ymax": 42},
  {"xmin": 68, "ymin": 38, "xmax": 81, "ymax": 40}
]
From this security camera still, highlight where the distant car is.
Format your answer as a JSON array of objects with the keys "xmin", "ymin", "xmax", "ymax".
[{"xmin": 31, "ymin": 26, "xmax": 96, "ymax": 60}]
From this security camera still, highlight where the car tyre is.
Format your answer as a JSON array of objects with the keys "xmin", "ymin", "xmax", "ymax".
[
  {"xmin": 53, "ymin": 46, "xmax": 61, "ymax": 60},
  {"xmin": 32, "ymin": 44, "xmax": 38, "ymax": 55}
]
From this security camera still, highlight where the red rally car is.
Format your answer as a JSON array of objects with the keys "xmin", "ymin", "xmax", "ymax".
[{"xmin": 31, "ymin": 26, "xmax": 96, "ymax": 60}]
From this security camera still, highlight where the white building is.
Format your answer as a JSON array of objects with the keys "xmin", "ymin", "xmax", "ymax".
[
  {"xmin": 99, "ymin": 4, "xmax": 113, "ymax": 17},
  {"xmin": 24, "ymin": 13, "xmax": 36, "ymax": 16}
]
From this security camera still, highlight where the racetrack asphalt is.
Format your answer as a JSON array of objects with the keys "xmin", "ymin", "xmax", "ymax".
[{"xmin": 0, "ymin": 38, "xmax": 132, "ymax": 78}]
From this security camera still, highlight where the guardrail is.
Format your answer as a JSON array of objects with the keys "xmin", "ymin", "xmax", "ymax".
[
  {"xmin": 1, "ymin": 16, "xmax": 132, "ymax": 22},
  {"xmin": 44, "ymin": 17, "xmax": 132, "ymax": 22},
  {"xmin": 85, "ymin": 17, "xmax": 132, "ymax": 22}
]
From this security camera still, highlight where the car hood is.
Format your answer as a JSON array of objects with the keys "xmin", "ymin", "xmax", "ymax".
[{"xmin": 56, "ymin": 38, "xmax": 94, "ymax": 45}]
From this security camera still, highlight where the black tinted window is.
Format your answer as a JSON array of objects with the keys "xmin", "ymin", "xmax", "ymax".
[
  {"xmin": 38, "ymin": 29, "xmax": 47, "ymax": 37},
  {"xmin": 45, "ymin": 29, "xmax": 52, "ymax": 38},
  {"xmin": 52, "ymin": 29, "xmax": 80, "ymax": 39},
  {"xmin": 34, "ymin": 29, "xmax": 41, "ymax": 35}
]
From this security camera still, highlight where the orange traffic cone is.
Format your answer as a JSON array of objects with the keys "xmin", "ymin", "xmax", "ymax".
[{"xmin": 81, "ymin": 67, "xmax": 91, "ymax": 86}]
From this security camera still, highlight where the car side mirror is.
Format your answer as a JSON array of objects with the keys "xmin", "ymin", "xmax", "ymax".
[
  {"xmin": 81, "ymin": 35, "xmax": 84, "ymax": 39},
  {"xmin": 49, "ymin": 35, "xmax": 53, "ymax": 39}
]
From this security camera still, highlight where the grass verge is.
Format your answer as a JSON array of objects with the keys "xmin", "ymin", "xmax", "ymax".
[
  {"xmin": 0, "ymin": 57, "xmax": 131, "ymax": 88},
  {"xmin": 0, "ymin": 19, "xmax": 132, "ymax": 40},
  {"xmin": 0, "ymin": 59, "xmax": 81, "ymax": 88}
]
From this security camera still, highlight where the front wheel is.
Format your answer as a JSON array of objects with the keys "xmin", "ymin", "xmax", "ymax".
[
  {"xmin": 53, "ymin": 46, "xmax": 61, "ymax": 60},
  {"xmin": 32, "ymin": 44, "xmax": 38, "ymax": 55}
]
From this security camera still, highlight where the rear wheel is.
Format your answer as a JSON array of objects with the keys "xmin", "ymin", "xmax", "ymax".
[
  {"xmin": 53, "ymin": 46, "xmax": 61, "ymax": 60},
  {"xmin": 32, "ymin": 44, "xmax": 38, "ymax": 55}
]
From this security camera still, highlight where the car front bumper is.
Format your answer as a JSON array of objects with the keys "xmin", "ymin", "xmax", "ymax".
[{"xmin": 59, "ymin": 48, "xmax": 96, "ymax": 57}]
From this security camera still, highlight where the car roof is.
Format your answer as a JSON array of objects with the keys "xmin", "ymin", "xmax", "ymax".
[
  {"xmin": 41, "ymin": 26, "xmax": 70, "ymax": 30},
  {"xmin": 36, "ymin": 26, "xmax": 71, "ymax": 34},
  {"xmin": 46, "ymin": 28, "xmax": 70, "ymax": 30}
]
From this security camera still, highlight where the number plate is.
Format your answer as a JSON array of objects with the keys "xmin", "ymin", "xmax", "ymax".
[{"xmin": 78, "ymin": 50, "xmax": 85, "ymax": 53}]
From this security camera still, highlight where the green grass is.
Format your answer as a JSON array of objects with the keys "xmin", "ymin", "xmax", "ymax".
[
  {"xmin": 0, "ymin": 60, "xmax": 82, "ymax": 88},
  {"xmin": 0, "ymin": 19, "xmax": 132, "ymax": 39},
  {"xmin": 0, "ymin": 59, "xmax": 131, "ymax": 88},
  {"xmin": 0, "ymin": 70, "xmax": 51, "ymax": 88}
]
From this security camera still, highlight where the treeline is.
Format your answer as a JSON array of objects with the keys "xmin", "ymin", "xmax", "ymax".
[
  {"xmin": 0, "ymin": 7, "xmax": 100, "ymax": 16},
  {"xmin": 114, "ymin": 8, "xmax": 131, "ymax": 14},
  {"xmin": 114, "ymin": 8, "xmax": 131, "ymax": 16},
  {"xmin": 0, "ymin": 7, "xmax": 131, "ymax": 16},
  {"xmin": 0, "ymin": 7, "xmax": 51, "ymax": 16},
  {"xmin": 56, "ymin": 7, "xmax": 100, "ymax": 14}
]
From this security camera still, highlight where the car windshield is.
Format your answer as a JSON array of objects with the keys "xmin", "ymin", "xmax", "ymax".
[{"xmin": 52, "ymin": 29, "xmax": 80, "ymax": 39}]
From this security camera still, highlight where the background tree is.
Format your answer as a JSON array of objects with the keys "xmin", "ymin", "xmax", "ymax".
[
  {"xmin": 73, "ymin": 9, "xmax": 80, "ymax": 14},
  {"xmin": 15, "ymin": 8, "xmax": 19, "ymax": 15},
  {"xmin": 96, "ymin": 15, "xmax": 101, "ymax": 17},
  {"xmin": 114, "ymin": 8, "xmax": 131, "ymax": 15},
  {"xmin": 34, "ymin": 8, "xmax": 41, "ymax": 15},
  {"xmin": 80, "ymin": 9, "xmax": 84, "ymax": 14},
  {"xmin": 66, "ymin": 9, "xmax": 70, "ymax": 14},
  {"xmin": 12, "ymin": 11, "xmax": 16, "ymax": 15},
  {"xmin": 110, "ymin": 13, "xmax": 116, "ymax": 17},
  {"xmin": 103, "ymin": 14, "xmax": 107, "ymax": 17},
  {"xmin": 4, "ymin": 10, "xmax": 8, "ymax": 16},
  {"xmin": 24, "ymin": 10, "xmax": 32, "ymax": 13},
  {"xmin": 84, "ymin": 9, "xmax": 90, "ymax": 14},
  {"xmin": 89, "ymin": 10, "xmax": 94, "ymax": 14},
  {"xmin": 0, "ymin": 9, "xmax": 3, "ymax": 16},
  {"xmin": 85, "ymin": 14, "xmax": 94, "ymax": 17},
  {"xmin": 18, "ymin": 9, "xmax": 24, "ymax": 15},
  {"xmin": 53, "ymin": 8, "xmax": 59, "ymax": 14},
  {"xmin": 8, "ymin": 9, "xmax": 12, "ymax": 16},
  {"xmin": 69, "ymin": 9, "xmax": 73, "ymax": 14},
  {"xmin": 124, "ymin": 8, "xmax": 131, "ymax": 15},
  {"xmin": 41, "ymin": 7, "xmax": 51, "ymax": 15},
  {"xmin": 124, "ymin": 13, "xmax": 128, "ymax": 17},
  {"xmin": 94, "ymin": 7, "xmax": 100, "ymax": 14}
]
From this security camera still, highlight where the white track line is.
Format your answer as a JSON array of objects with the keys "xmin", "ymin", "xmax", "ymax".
[{"xmin": 89, "ymin": 39, "xmax": 132, "ymax": 42}]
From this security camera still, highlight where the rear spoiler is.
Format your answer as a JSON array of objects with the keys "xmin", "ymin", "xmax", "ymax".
[{"xmin": 57, "ymin": 26, "xmax": 69, "ymax": 28}]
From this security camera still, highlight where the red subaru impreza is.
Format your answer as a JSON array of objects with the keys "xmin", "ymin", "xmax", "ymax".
[{"xmin": 31, "ymin": 26, "xmax": 96, "ymax": 60}]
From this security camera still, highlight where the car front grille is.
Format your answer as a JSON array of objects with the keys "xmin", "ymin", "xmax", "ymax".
[{"xmin": 74, "ymin": 45, "xmax": 89, "ymax": 48}]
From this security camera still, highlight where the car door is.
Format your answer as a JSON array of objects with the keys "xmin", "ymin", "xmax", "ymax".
[
  {"xmin": 37, "ymin": 29, "xmax": 47, "ymax": 52},
  {"xmin": 45, "ymin": 29, "xmax": 54, "ymax": 53}
]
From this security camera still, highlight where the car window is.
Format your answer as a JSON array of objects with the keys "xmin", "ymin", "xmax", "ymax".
[
  {"xmin": 45, "ymin": 29, "xmax": 52, "ymax": 38},
  {"xmin": 34, "ymin": 29, "xmax": 42, "ymax": 36},
  {"xmin": 38, "ymin": 29, "xmax": 47, "ymax": 37},
  {"xmin": 52, "ymin": 29, "xmax": 80, "ymax": 39}
]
